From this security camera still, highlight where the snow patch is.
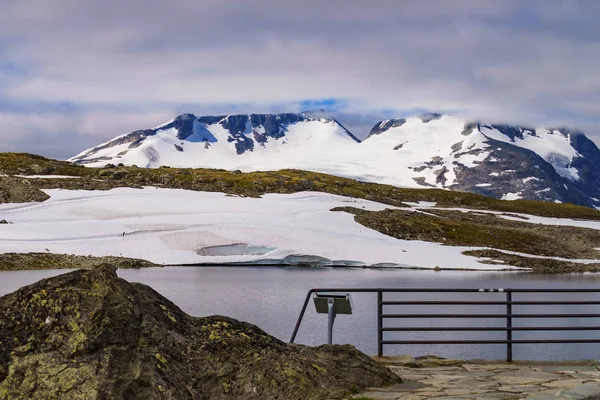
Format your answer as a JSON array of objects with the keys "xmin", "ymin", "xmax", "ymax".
[
  {"xmin": 0, "ymin": 188, "xmax": 522, "ymax": 270},
  {"xmin": 501, "ymin": 192, "xmax": 522, "ymax": 200},
  {"xmin": 481, "ymin": 125, "xmax": 581, "ymax": 181}
]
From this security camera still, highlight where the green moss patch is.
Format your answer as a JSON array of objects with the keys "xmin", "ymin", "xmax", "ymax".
[
  {"xmin": 0, "ymin": 253, "xmax": 157, "ymax": 271},
  {"xmin": 333, "ymin": 207, "xmax": 600, "ymax": 264},
  {"xmin": 463, "ymin": 249, "xmax": 600, "ymax": 273}
]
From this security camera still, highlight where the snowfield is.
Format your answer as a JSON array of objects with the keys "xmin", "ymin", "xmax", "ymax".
[{"xmin": 0, "ymin": 187, "xmax": 543, "ymax": 270}]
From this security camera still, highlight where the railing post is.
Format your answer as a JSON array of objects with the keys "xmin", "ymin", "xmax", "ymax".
[
  {"xmin": 377, "ymin": 290, "xmax": 383, "ymax": 357},
  {"xmin": 506, "ymin": 290, "xmax": 512, "ymax": 362},
  {"xmin": 290, "ymin": 290, "xmax": 313, "ymax": 343}
]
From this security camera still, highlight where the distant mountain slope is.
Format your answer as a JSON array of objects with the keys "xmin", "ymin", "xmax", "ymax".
[
  {"xmin": 365, "ymin": 118, "xmax": 600, "ymax": 207},
  {"xmin": 69, "ymin": 112, "xmax": 600, "ymax": 208},
  {"xmin": 69, "ymin": 112, "xmax": 359, "ymax": 168}
]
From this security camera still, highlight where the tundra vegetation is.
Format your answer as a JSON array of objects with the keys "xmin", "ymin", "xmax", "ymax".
[{"xmin": 1, "ymin": 152, "xmax": 600, "ymax": 272}]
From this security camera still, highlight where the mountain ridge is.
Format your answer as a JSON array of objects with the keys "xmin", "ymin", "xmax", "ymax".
[{"xmin": 68, "ymin": 112, "xmax": 600, "ymax": 208}]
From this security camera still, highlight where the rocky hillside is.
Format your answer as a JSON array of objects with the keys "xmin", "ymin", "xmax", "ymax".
[
  {"xmin": 4, "ymin": 153, "xmax": 600, "ymax": 220},
  {"xmin": 0, "ymin": 265, "xmax": 399, "ymax": 399},
  {"xmin": 68, "ymin": 112, "xmax": 600, "ymax": 208}
]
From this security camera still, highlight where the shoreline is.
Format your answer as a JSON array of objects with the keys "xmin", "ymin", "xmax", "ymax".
[{"xmin": 7, "ymin": 251, "xmax": 600, "ymax": 273}]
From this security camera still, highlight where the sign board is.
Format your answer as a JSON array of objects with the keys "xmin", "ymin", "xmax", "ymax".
[{"xmin": 313, "ymin": 292, "xmax": 353, "ymax": 314}]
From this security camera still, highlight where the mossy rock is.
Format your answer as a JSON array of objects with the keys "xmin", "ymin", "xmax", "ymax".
[
  {"xmin": 0, "ymin": 253, "xmax": 158, "ymax": 271},
  {"xmin": 0, "ymin": 265, "xmax": 399, "ymax": 399},
  {"xmin": 0, "ymin": 177, "xmax": 49, "ymax": 204}
]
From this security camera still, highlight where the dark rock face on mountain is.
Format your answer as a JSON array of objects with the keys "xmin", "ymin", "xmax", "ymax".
[
  {"xmin": 567, "ymin": 130, "xmax": 600, "ymax": 199},
  {"xmin": 0, "ymin": 265, "xmax": 399, "ymax": 399},
  {"xmin": 451, "ymin": 137, "xmax": 593, "ymax": 206},
  {"xmin": 160, "ymin": 113, "xmax": 198, "ymax": 140},
  {"xmin": 475, "ymin": 125, "xmax": 600, "ymax": 208},
  {"xmin": 419, "ymin": 113, "xmax": 442, "ymax": 123},
  {"xmin": 368, "ymin": 119, "xmax": 407, "ymax": 138},
  {"xmin": 371, "ymin": 118, "xmax": 600, "ymax": 208},
  {"xmin": 216, "ymin": 113, "xmax": 359, "ymax": 154}
]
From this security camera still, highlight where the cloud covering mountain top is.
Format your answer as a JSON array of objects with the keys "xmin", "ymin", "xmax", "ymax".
[{"xmin": 1, "ymin": 0, "xmax": 599, "ymax": 158}]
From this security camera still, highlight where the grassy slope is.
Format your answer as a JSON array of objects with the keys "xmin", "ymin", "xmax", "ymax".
[
  {"xmin": 2, "ymin": 152, "xmax": 600, "ymax": 220},
  {"xmin": 0, "ymin": 253, "xmax": 158, "ymax": 271},
  {"xmin": 333, "ymin": 207, "xmax": 600, "ymax": 272},
  {"xmin": 2, "ymin": 152, "xmax": 600, "ymax": 272}
]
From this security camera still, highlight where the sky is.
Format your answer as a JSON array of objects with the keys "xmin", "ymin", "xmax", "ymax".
[{"xmin": 1, "ymin": 0, "xmax": 599, "ymax": 159}]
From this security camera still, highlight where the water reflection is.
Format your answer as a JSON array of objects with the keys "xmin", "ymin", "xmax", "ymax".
[{"xmin": 2, "ymin": 267, "xmax": 600, "ymax": 360}]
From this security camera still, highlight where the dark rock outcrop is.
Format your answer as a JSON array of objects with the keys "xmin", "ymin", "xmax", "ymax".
[
  {"xmin": 0, "ymin": 177, "xmax": 50, "ymax": 204},
  {"xmin": 0, "ymin": 266, "xmax": 399, "ymax": 399},
  {"xmin": 161, "ymin": 113, "xmax": 197, "ymax": 140},
  {"xmin": 419, "ymin": 113, "xmax": 442, "ymax": 123},
  {"xmin": 368, "ymin": 119, "xmax": 406, "ymax": 138}
]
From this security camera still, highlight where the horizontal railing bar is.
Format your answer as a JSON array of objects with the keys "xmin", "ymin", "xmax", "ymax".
[
  {"xmin": 382, "ymin": 339, "xmax": 600, "ymax": 345},
  {"xmin": 292, "ymin": 286, "xmax": 600, "ymax": 360},
  {"xmin": 381, "ymin": 326, "xmax": 600, "ymax": 332},
  {"xmin": 301, "ymin": 288, "xmax": 600, "ymax": 293},
  {"xmin": 382, "ymin": 313, "xmax": 600, "ymax": 318},
  {"xmin": 304, "ymin": 288, "xmax": 600, "ymax": 293},
  {"xmin": 381, "ymin": 301, "xmax": 600, "ymax": 306},
  {"xmin": 508, "ymin": 289, "xmax": 600, "ymax": 293}
]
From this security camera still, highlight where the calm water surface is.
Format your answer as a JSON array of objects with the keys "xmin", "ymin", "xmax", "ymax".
[{"xmin": 2, "ymin": 267, "xmax": 600, "ymax": 361}]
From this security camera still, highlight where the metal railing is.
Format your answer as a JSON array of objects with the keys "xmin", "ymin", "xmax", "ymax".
[{"xmin": 289, "ymin": 288, "xmax": 600, "ymax": 362}]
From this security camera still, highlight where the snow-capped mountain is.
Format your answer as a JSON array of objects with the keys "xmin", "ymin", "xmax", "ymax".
[
  {"xmin": 69, "ymin": 112, "xmax": 359, "ymax": 167},
  {"xmin": 69, "ymin": 112, "xmax": 600, "ymax": 208},
  {"xmin": 366, "ymin": 117, "xmax": 600, "ymax": 207}
]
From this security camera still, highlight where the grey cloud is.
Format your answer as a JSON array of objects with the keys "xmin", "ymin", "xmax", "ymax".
[{"xmin": 0, "ymin": 0, "xmax": 599, "ymax": 158}]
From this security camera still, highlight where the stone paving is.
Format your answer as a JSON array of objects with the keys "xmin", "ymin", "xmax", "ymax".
[{"xmin": 351, "ymin": 355, "xmax": 600, "ymax": 400}]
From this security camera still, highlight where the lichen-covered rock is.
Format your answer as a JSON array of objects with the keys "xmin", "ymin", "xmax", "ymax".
[
  {"xmin": 0, "ymin": 253, "xmax": 157, "ymax": 271},
  {"xmin": 0, "ymin": 265, "xmax": 399, "ymax": 399},
  {"xmin": 0, "ymin": 177, "xmax": 49, "ymax": 204}
]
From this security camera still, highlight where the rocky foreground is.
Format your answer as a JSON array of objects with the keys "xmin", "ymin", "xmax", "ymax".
[
  {"xmin": 0, "ymin": 265, "xmax": 399, "ymax": 399},
  {"xmin": 356, "ymin": 356, "xmax": 600, "ymax": 399}
]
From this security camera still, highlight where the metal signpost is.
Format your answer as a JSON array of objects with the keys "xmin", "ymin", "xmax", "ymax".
[{"xmin": 313, "ymin": 292, "xmax": 353, "ymax": 345}]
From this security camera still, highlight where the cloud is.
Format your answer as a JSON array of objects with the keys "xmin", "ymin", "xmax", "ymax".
[
  {"xmin": 0, "ymin": 0, "xmax": 599, "ymax": 158},
  {"xmin": 0, "ymin": 109, "xmax": 176, "ymax": 160}
]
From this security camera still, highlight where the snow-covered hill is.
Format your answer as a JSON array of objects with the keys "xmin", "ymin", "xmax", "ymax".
[
  {"xmin": 69, "ymin": 112, "xmax": 600, "ymax": 208},
  {"xmin": 69, "ymin": 112, "xmax": 359, "ymax": 169}
]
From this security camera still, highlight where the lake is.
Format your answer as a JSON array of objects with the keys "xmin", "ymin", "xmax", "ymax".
[{"xmin": 2, "ymin": 266, "xmax": 600, "ymax": 361}]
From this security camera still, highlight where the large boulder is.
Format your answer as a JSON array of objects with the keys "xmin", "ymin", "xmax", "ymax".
[
  {"xmin": 0, "ymin": 266, "xmax": 399, "ymax": 399},
  {"xmin": 0, "ymin": 177, "xmax": 49, "ymax": 204}
]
